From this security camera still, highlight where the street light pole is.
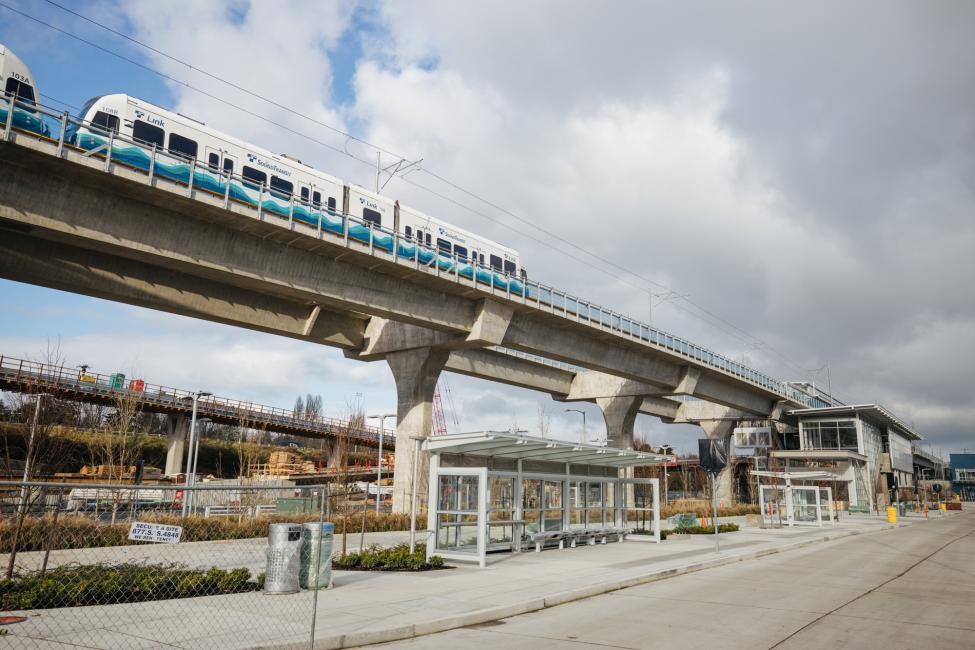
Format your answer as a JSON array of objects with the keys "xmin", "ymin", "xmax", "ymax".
[
  {"xmin": 182, "ymin": 391, "xmax": 211, "ymax": 517},
  {"xmin": 20, "ymin": 393, "xmax": 47, "ymax": 506},
  {"xmin": 565, "ymin": 409, "xmax": 586, "ymax": 444},
  {"xmin": 368, "ymin": 413, "xmax": 395, "ymax": 514}
]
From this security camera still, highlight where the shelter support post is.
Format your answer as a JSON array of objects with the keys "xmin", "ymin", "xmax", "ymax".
[{"xmin": 388, "ymin": 346, "xmax": 449, "ymax": 513}]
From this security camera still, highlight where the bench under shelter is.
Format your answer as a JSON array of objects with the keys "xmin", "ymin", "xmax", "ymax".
[{"xmin": 423, "ymin": 431, "xmax": 667, "ymax": 567}]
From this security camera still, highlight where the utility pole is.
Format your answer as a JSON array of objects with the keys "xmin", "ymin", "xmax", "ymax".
[{"xmin": 368, "ymin": 413, "xmax": 395, "ymax": 514}]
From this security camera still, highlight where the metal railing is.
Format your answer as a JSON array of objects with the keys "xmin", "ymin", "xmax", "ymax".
[
  {"xmin": 0, "ymin": 354, "xmax": 393, "ymax": 446},
  {"xmin": 1, "ymin": 93, "xmax": 834, "ymax": 409}
]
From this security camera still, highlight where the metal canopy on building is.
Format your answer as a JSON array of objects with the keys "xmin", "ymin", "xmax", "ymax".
[
  {"xmin": 787, "ymin": 403, "xmax": 923, "ymax": 441},
  {"xmin": 423, "ymin": 431, "xmax": 669, "ymax": 467},
  {"xmin": 751, "ymin": 470, "xmax": 839, "ymax": 481}
]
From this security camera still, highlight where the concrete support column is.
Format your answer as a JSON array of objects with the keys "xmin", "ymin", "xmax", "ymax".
[
  {"xmin": 596, "ymin": 395, "xmax": 642, "ymax": 449},
  {"xmin": 387, "ymin": 347, "xmax": 449, "ymax": 513},
  {"xmin": 164, "ymin": 415, "xmax": 189, "ymax": 476},
  {"xmin": 699, "ymin": 420, "xmax": 736, "ymax": 506}
]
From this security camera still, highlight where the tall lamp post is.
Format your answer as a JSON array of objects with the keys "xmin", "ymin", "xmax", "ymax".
[
  {"xmin": 565, "ymin": 409, "xmax": 587, "ymax": 444},
  {"xmin": 20, "ymin": 393, "xmax": 49, "ymax": 504},
  {"xmin": 368, "ymin": 413, "xmax": 396, "ymax": 513},
  {"xmin": 182, "ymin": 391, "xmax": 211, "ymax": 517}
]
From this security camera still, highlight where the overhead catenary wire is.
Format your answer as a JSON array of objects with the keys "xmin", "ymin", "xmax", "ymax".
[{"xmin": 12, "ymin": 0, "xmax": 818, "ymax": 383}]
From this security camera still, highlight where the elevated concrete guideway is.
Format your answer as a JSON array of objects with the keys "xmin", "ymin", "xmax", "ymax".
[{"xmin": 0, "ymin": 116, "xmax": 827, "ymax": 508}]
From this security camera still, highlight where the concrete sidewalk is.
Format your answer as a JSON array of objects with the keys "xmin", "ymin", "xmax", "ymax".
[{"xmin": 4, "ymin": 513, "xmax": 935, "ymax": 649}]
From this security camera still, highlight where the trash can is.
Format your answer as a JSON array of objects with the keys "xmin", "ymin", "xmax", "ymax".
[
  {"xmin": 299, "ymin": 522, "xmax": 334, "ymax": 590},
  {"xmin": 897, "ymin": 502, "xmax": 906, "ymax": 517},
  {"xmin": 886, "ymin": 506, "xmax": 897, "ymax": 524},
  {"xmin": 264, "ymin": 523, "xmax": 302, "ymax": 594}
]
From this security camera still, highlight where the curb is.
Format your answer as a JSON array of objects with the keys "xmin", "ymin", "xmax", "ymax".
[{"xmin": 274, "ymin": 523, "xmax": 902, "ymax": 649}]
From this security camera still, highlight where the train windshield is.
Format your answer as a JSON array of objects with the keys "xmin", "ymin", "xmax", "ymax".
[{"xmin": 5, "ymin": 77, "xmax": 35, "ymax": 106}]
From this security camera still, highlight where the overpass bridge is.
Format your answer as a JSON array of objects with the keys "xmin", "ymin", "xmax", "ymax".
[
  {"xmin": 0, "ymin": 354, "xmax": 391, "ymax": 474},
  {"xmin": 0, "ymin": 97, "xmax": 835, "ymax": 507}
]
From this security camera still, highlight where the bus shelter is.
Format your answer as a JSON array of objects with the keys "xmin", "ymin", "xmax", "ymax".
[
  {"xmin": 424, "ymin": 431, "xmax": 667, "ymax": 567},
  {"xmin": 752, "ymin": 470, "xmax": 837, "ymax": 528}
]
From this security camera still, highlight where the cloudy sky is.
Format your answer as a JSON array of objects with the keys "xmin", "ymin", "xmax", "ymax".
[{"xmin": 1, "ymin": 0, "xmax": 972, "ymax": 455}]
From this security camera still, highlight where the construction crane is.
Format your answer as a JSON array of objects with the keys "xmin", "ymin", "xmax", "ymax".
[{"xmin": 431, "ymin": 378, "xmax": 461, "ymax": 436}]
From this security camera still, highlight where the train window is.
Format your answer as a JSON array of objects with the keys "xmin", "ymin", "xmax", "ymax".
[
  {"xmin": 504, "ymin": 260, "xmax": 516, "ymax": 275},
  {"xmin": 208, "ymin": 153, "xmax": 220, "ymax": 171},
  {"xmin": 91, "ymin": 111, "xmax": 120, "ymax": 133},
  {"xmin": 311, "ymin": 191, "xmax": 321, "ymax": 207},
  {"xmin": 300, "ymin": 187, "xmax": 310, "ymax": 203},
  {"xmin": 168, "ymin": 132, "xmax": 198, "ymax": 160},
  {"xmin": 132, "ymin": 120, "xmax": 165, "ymax": 149},
  {"xmin": 363, "ymin": 207, "xmax": 381, "ymax": 227},
  {"xmin": 270, "ymin": 175, "xmax": 293, "ymax": 199},
  {"xmin": 241, "ymin": 165, "xmax": 267, "ymax": 190},
  {"xmin": 437, "ymin": 238, "xmax": 452, "ymax": 255},
  {"xmin": 404, "ymin": 226, "xmax": 412, "ymax": 239},
  {"xmin": 4, "ymin": 78, "xmax": 35, "ymax": 105},
  {"xmin": 415, "ymin": 229, "xmax": 424, "ymax": 246},
  {"xmin": 489, "ymin": 254, "xmax": 502, "ymax": 271},
  {"xmin": 426, "ymin": 232, "xmax": 432, "ymax": 246},
  {"xmin": 327, "ymin": 197, "xmax": 336, "ymax": 212},
  {"xmin": 223, "ymin": 158, "xmax": 234, "ymax": 174},
  {"xmin": 454, "ymin": 245, "xmax": 468, "ymax": 262}
]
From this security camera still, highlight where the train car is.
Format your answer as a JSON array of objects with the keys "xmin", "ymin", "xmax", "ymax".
[
  {"xmin": 67, "ymin": 87, "xmax": 524, "ymax": 288},
  {"xmin": 0, "ymin": 43, "xmax": 49, "ymax": 137}
]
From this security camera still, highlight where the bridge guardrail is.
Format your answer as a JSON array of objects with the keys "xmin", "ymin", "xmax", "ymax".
[
  {"xmin": 0, "ymin": 354, "xmax": 391, "ymax": 446},
  {"xmin": 1, "ymin": 92, "xmax": 834, "ymax": 409}
]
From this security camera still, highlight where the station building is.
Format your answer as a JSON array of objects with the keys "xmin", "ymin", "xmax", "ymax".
[
  {"xmin": 765, "ymin": 404, "xmax": 921, "ymax": 511},
  {"xmin": 949, "ymin": 453, "xmax": 975, "ymax": 501}
]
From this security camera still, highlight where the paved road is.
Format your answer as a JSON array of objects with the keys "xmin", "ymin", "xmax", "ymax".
[{"xmin": 374, "ymin": 511, "xmax": 975, "ymax": 650}]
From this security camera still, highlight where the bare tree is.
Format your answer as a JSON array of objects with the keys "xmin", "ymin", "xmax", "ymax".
[
  {"xmin": 334, "ymin": 400, "xmax": 364, "ymax": 556},
  {"xmin": 4, "ymin": 342, "xmax": 72, "ymax": 578},
  {"xmin": 536, "ymin": 405, "xmax": 551, "ymax": 438},
  {"xmin": 90, "ymin": 391, "xmax": 144, "ymax": 524}
]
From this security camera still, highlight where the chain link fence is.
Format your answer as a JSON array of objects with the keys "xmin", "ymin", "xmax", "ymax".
[{"xmin": 0, "ymin": 481, "xmax": 403, "ymax": 649}]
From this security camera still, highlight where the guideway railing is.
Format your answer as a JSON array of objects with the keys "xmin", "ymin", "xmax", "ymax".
[
  {"xmin": 0, "ymin": 353, "xmax": 391, "ymax": 446},
  {"xmin": 0, "ymin": 480, "xmax": 359, "ymax": 649},
  {"xmin": 1, "ymin": 93, "xmax": 832, "ymax": 409}
]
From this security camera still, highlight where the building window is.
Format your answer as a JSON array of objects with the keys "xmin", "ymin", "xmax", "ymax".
[
  {"xmin": 168, "ymin": 132, "xmax": 198, "ymax": 160},
  {"xmin": 132, "ymin": 120, "xmax": 165, "ymax": 148},
  {"xmin": 957, "ymin": 469, "xmax": 975, "ymax": 481},
  {"xmin": 801, "ymin": 420, "xmax": 858, "ymax": 451}
]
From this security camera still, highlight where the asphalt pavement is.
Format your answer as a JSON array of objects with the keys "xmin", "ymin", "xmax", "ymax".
[{"xmin": 371, "ymin": 510, "xmax": 975, "ymax": 650}]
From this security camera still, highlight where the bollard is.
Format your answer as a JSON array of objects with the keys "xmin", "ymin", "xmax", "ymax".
[
  {"xmin": 264, "ymin": 523, "xmax": 302, "ymax": 594},
  {"xmin": 886, "ymin": 506, "xmax": 897, "ymax": 524}
]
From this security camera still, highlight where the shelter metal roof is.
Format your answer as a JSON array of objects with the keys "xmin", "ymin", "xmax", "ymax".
[
  {"xmin": 423, "ymin": 431, "xmax": 670, "ymax": 468},
  {"xmin": 751, "ymin": 469, "xmax": 839, "ymax": 481}
]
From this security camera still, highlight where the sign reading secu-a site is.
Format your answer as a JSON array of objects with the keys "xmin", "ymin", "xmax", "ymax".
[{"xmin": 128, "ymin": 521, "xmax": 183, "ymax": 544}]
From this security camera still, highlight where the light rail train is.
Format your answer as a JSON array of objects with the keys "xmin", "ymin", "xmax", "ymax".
[{"xmin": 0, "ymin": 44, "xmax": 525, "ymax": 289}]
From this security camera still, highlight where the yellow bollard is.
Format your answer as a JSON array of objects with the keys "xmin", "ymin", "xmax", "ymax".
[
  {"xmin": 940, "ymin": 503, "xmax": 947, "ymax": 512},
  {"xmin": 886, "ymin": 506, "xmax": 897, "ymax": 524}
]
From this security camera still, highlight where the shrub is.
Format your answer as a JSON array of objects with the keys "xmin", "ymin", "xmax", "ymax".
[
  {"xmin": 661, "ymin": 523, "xmax": 739, "ymax": 539},
  {"xmin": 0, "ymin": 511, "xmax": 414, "ymax": 554},
  {"xmin": 0, "ymin": 563, "xmax": 262, "ymax": 610},
  {"xmin": 332, "ymin": 543, "xmax": 446, "ymax": 571}
]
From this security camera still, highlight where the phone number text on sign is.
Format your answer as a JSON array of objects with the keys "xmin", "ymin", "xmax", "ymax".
[{"xmin": 128, "ymin": 521, "xmax": 183, "ymax": 544}]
